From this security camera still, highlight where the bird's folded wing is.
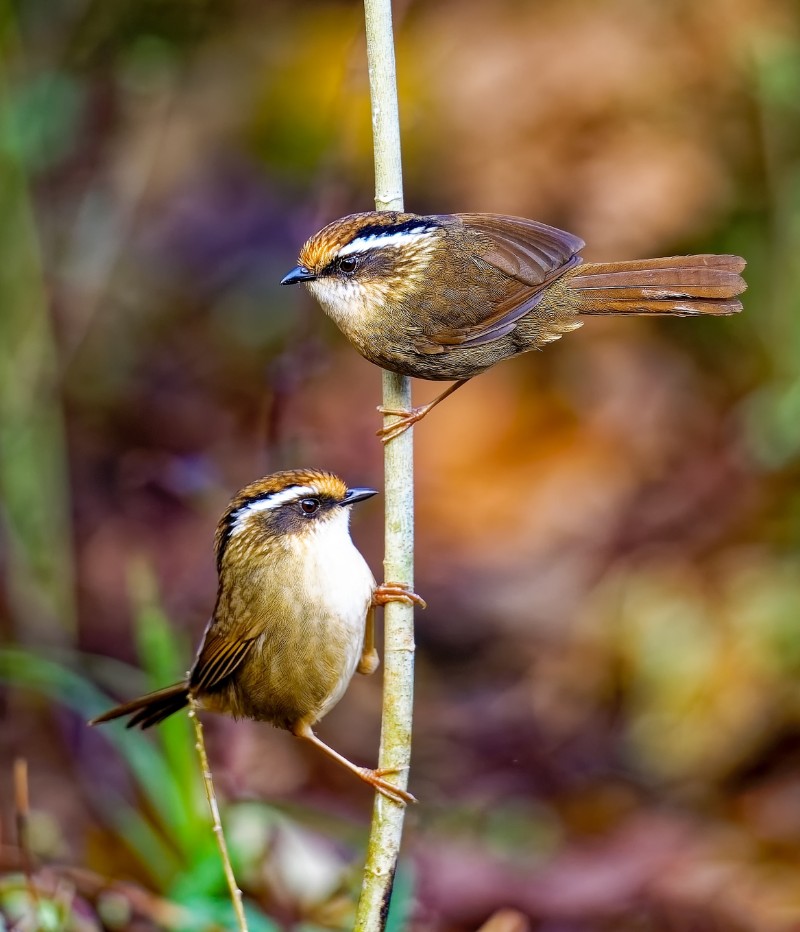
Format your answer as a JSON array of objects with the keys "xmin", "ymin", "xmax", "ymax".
[
  {"xmin": 456, "ymin": 213, "xmax": 584, "ymax": 285},
  {"xmin": 426, "ymin": 214, "xmax": 583, "ymax": 350},
  {"xmin": 429, "ymin": 258, "xmax": 581, "ymax": 348},
  {"xmin": 190, "ymin": 632, "xmax": 257, "ymax": 692}
]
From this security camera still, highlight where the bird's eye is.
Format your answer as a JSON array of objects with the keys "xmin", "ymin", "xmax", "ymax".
[
  {"xmin": 338, "ymin": 256, "xmax": 358, "ymax": 274},
  {"xmin": 299, "ymin": 498, "xmax": 320, "ymax": 515}
]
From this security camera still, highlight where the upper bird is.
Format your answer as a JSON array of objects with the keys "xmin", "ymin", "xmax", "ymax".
[
  {"xmin": 91, "ymin": 468, "xmax": 421, "ymax": 804},
  {"xmin": 281, "ymin": 211, "xmax": 747, "ymax": 440}
]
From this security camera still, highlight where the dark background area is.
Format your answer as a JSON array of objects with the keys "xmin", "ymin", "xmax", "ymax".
[{"xmin": 2, "ymin": 0, "xmax": 800, "ymax": 929}]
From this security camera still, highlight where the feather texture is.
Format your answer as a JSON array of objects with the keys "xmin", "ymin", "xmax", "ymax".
[
  {"xmin": 284, "ymin": 210, "xmax": 747, "ymax": 381},
  {"xmin": 456, "ymin": 213, "xmax": 584, "ymax": 285},
  {"xmin": 568, "ymin": 255, "xmax": 746, "ymax": 316},
  {"xmin": 190, "ymin": 633, "xmax": 257, "ymax": 693},
  {"xmin": 89, "ymin": 682, "xmax": 188, "ymax": 730}
]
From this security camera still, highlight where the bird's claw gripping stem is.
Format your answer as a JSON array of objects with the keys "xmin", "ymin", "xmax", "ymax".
[
  {"xmin": 373, "ymin": 583, "xmax": 427, "ymax": 610},
  {"xmin": 358, "ymin": 766, "xmax": 416, "ymax": 805},
  {"xmin": 376, "ymin": 380, "xmax": 468, "ymax": 443},
  {"xmin": 377, "ymin": 404, "xmax": 431, "ymax": 443}
]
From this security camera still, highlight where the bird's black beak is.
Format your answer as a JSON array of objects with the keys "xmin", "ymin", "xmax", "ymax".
[
  {"xmin": 280, "ymin": 265, "xmax": 316, "ymax": 286},
  {"xmin": 341, "ymin": 488, "xmax": 378, "ymax": 506}
]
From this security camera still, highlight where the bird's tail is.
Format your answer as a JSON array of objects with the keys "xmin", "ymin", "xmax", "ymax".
[
  {"xmin": 567, "ymin": 255, "xmax": 746, "ymax": 317},
  {"xmin": 90, "ymin": 682, "xmax": 189, "ymax": 730}
]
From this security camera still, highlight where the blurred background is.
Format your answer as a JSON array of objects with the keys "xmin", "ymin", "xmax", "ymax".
[{"xmin": 1, "ymin": 0, "xmax": 799, "ymax": 928}]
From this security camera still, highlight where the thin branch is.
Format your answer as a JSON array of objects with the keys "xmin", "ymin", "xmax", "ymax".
[
  {"xmin": 14, "ymin": 757, "xmax": 40, "ymax": 911},
  {"xmin": 188, "ymin": 703, "xmax": 249, "ymax": 932},
  {"xmin": 355, "ymin": 1, "xmax": 416, "ymax": 929}
]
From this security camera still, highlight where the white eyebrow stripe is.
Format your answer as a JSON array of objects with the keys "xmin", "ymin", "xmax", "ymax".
[
  {"xmin": 337, "ymin": 226, "xmax": 436, "ymax": 258},
  {"xmin": 230, "ymin": 485, "xmax": 317, "ymax": 535}
]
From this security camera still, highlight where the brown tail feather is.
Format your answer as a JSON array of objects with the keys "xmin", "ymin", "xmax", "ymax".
[
  {"xmin": 89, "ymin": 682, "xmax": 189, "ymax": 730},
  {"xmin": 568, "ymin": 255, "xmax": 746, "ymax": 317}
]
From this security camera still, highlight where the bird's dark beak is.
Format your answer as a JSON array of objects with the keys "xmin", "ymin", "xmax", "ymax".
[
  {"xmin": 280, "ymin": 265, "xmax": 316, "ymax": 286},
  {"xmin": 341, "ymin": 488, "xmax": 378, "ymax": 506}
]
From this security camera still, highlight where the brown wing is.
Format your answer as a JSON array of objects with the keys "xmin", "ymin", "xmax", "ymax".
[
  {"xmin": 430, "ymin": 256, "xmax": 581, "ymax": 348},
  {"xmin": 456, "ymin": 213, "xmax": 584, "ymax": 285},
  {"xmin": 427, "ymin": 214, "xmax": 584, "ymax": 349},
  {"xmin": 190, "ymin": 630, "xmax": 257, "ymax": 693}
]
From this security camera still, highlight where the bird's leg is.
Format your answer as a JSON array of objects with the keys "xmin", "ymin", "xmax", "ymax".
[
  {"xmin": 359, "ymin": 585, "xmax": 426, "ymax": 675},
  {"xmin": 358, "ymin": 605, "xmax": 379, "ymax": 675},
  {"xmin": 377, "ymin": 379, "xmax": 469, "ymax": 443},
  {"xmin": 292, "ymin": 721, "xmax": 416, "ymax": 805},
  {"xmin": 372, "ymin": 583, "xmax": 427, "ymax": 610},
  {"xmin": 359, "ymin": 585, "xmax": 425, "ymax": 674}
]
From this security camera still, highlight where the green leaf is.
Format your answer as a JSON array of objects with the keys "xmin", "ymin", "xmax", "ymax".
[
  {"xmin": 0, "ymin": 649, "xmax": 193, "ymax": 867},
  {"xmin": 127, "ymin": 559, "xmax": 207, "ymax": 853}
]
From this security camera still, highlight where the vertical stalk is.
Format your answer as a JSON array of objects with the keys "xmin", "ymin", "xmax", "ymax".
[
  {"xmin": 189, "ymin": 704, "xmax": 249, "ymax": 932},
  {"xmin": 355, "ymin": 1, "xmax": 414, "ymax": 930}
]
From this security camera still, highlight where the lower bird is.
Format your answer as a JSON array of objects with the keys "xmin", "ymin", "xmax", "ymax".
[
  {"xmin": 281, "ymin": 211, "xmax": 747, "ymax": 441},
  {"xmin": 91, "ymin": 469, "xmax": 423, "ymax": 804}
]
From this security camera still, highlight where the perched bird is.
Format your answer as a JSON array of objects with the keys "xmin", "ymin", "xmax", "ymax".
[
  {"xmin": 91, "ymin": 469, "xmax": 423, "ymax": 804},
  {"xmin": 282, "ymin": 211, "xmax": 747, "ymax": 440}
]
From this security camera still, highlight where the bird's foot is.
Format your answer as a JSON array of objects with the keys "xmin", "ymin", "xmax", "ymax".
[
  {"xmin": 376, "ymin": 403, "xmax": 433, "ymax": 443},
  {"xmin": 357, "ymin": 647, "xmax": 380, "ymax": 675},
  {"xmin": 357, "ymin": 766, "xmax": 416, "ymax": 805},
  {"xmin": 373, "ymin": 583, "xmax": 427, "ymax": 609}
]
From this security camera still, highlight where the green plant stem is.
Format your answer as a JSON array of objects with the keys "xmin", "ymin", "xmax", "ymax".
[
  {"xmin": 188, "ymin": 703, "xmax": 249, "ymax": 932},
  {"xmin": 355, "ymin": 1, "xmax": 415, "ymax": 929}
]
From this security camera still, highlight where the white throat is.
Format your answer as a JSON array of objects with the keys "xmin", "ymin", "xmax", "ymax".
[
  {"xmin": 295, "ymin": 508, "xmax": 375, "ymax": 615},
  {"xmin": 306, "ymin": 276, "xmax": 374, "ymax": 328}
]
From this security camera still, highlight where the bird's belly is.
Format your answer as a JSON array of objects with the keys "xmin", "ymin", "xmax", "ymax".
[
  {"xmin": 230, "ymin": 619, "xmax": 361, "ymax": 729},
  {"xmin": 377, "ymin": 347, "xmax": 495, "ymax": 381},
  {"xmin": 224, "ymin": 535, "xmax": 374, "ymax": 730},
  {"xmin": 355, "ymin": 319, "xmax": 503, "ymax": 381}
]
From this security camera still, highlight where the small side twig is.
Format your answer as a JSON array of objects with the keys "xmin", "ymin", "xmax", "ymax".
[
  {"xmin": 188, "ymin": 702, "xmax": 249, "ymax": 932},
  {"xmin": 13, "ymin": 757, "xmax": 40, "ymax": 911}
]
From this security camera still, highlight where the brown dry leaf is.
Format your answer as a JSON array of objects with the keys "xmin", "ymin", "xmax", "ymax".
[{"xmin": 476, "ymin": 908, "xmax": 530, "ymax": 932}]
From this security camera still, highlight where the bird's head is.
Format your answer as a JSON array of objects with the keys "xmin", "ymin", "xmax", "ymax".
[
  {"xmin": 215, "ymin": 469, "xmax": 377, "ymax": 571},
  {"xmin": 281, "ymin": 211, "xmax": 444, "ymax": 327}
]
